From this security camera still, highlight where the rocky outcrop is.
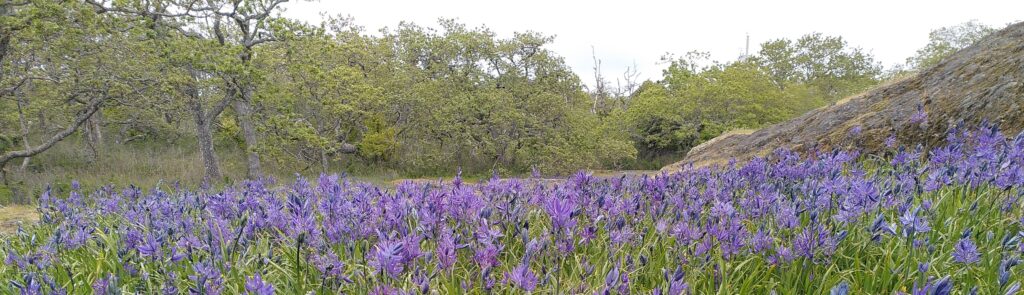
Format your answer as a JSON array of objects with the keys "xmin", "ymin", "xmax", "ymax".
[{"xmin": 664, "ymin": 22, "xmax": 1024, "ymax": 172}]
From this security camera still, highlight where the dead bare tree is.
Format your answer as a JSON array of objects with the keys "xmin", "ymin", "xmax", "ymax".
[
  {"xmin": 617, "ymin": 61, "xmax": 641, "ymax": 96},
  {"xmin": 590, "ymin": 48, "xmax": 643, "ymax": 113},
  {"xmin": 590, "ymin": 46, "xmax": 608, "ymax": 114}
]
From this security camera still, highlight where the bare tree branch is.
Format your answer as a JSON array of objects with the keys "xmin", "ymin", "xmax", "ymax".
[{"xmin": 0, "ymin": 96, "xmax": 108, "ymax": 171}]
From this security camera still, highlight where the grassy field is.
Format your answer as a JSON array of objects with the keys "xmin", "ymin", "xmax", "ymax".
[
  {"xmin": 1, "ymin": 136, "xmax": 413, "ymax": 204},
  {"xmin": 2, "ymin": 135, "xmax": 658, "ymax": 205}
]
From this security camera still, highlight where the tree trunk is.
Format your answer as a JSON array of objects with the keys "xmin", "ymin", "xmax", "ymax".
[
  {"xmin": 88, "ymin": 112, "xmax": 103, "ymax": 146},
  {"xmin": 232, "ymin": 46, "xmax": 262, "ymax": 180},
  {"xmin": 338, "ymin": 142, "xmax": 357, "ymax": 154},
  {"xmin": 185, "ymin": 68, "xmax": 229, "ymax": 184},
  {"xmin": 2, "ymin": 4, "xmax": 14, "ymax": 178},
  {"xmin": 191, "ymin": 99, "xmax": 221, "ymax": 183},
  {"xmin": 320, "ymin": 149, "xmax": 329, "ymax": 174},
  {"xmin": 85, "ymin": 111, "xmax": 104, "ymax": 162},
  {"xmin": 37, "ymin": 110, "xmax": 46, "ymax": 131},
  {"xmin": 233, "ymin": 93, "xmax": 261, "ymax": 179},
  {"xmin": 0, "ymin": 4, "xmax": 10, "ymax": 67},
  {"xmin": 16, "ymin": 94, "xmax": 30, "ymax": 171}
]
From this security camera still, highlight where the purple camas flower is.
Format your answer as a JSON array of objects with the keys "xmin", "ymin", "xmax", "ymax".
[
  {"xmin": 11, "ymin": 274, "xmax": 42, "ymax": 295},
  {"xmin": 713, "ymin": 218, "xmax": 748, "ymax": 260},
  {"xmin": 849, "ymin": 125, "xmax": 863, "ymax": 137},
  {"xmin": 899, "ymin": 206, "xmax": 930, "ymax": 236},
  {"xmin": 162, "ymin": 281, "xmax": 179, "ymax": 295},
  {"xmin": 244, "ymin": 274, "xmax": 274, "ymax": 295},
  {"xmin": 885, "ymin": 134, "xmax": 898, "ymax": 148},
  {"xmin": 474, "ymin": 223, "xmax": 503, "ymax": 245},
  {"xmin": 435, "ymin": 227, "xmax": 459, "ymax": 270},
  {"xmin": 579, "ymin": 225, "xmax": 598, "ymax": 245},
  {"xmin": 662, "ymin": 267, "xmax": 688, "ymax": 295},
  {"xmin": 137, "ymin": 234, "xmax": 161, "ymax": 259},
  {"xmin": 403, "ymin": 269, "xmax": 426, "ymax": 294},
  {"xmin": 609, "ymin": 226, "xmax": 635, "ymax": 246},
  {"xmin": 793, "ymin": 226, "xmax": 819, "ymax": 260},
  {"xmin": 63, "ymin": 227, "xmax": 90, "ymax": 250},
  {"xmin": 671, "ymin": 221, "xmax": 699, "ymax": 246},
  {"xmin": 473, "ymin": 242, "xmax": 503, "ymax": 270},
  {"xmin": 168, "ymin": 247, "xmax": 186, "ymax": 263},
  {"xmin": 710, "ymin": 200, "xmax": 736, "ymax": 218},
  {"xmin": 910, "ymin": 104, "xmax": 928, "ymax": 125},
  {"xmin": 655, "ymin": 219, "xmax": 669, "ymax": 234},
  {"xmin": 504, "ymin": 262, "xmax": 538, "ymax": 291},
  {"xmin": 189, "ymin": 262, "xmax": 223, "ymax": 295},
  {"xmin": 693, "ymin": 235, "xmax": 714, "ymax": 258},
  {"xmin": 123, "ymin": 229, "xmax": 143, "ymax": 251},
  {"xmin": 400, "ymin": 234, "xmax": 423, "ymax": 264},
  {"xmin": 776, "ymin": 203, "xmax": 800, "ymax": 229},
  {"xmin": 831, "ymin": 281, "xmax": 850, "ymax": 295},
  {"xmin": 92, "ymin": 274, "xmax": 115, "ymax": 294},
  {"xmin": 544, "ymin": 196, "xmax": 577, "ymax": 234},
  {"xmin": 371, "ymin": 239, "xmax": 405, "ymax": 278},
  {"xmin": 311, "ymin": 252, "xmax": 348, "ymax": 283},
  {"xmin": 603, "ymin": 265, "xmax": 627, "ymax": 294},
  {"xmin": 748, "ymin": 229, "xmax": 773, "ymax": 254},
  {"xmin": 481, "ymin": 267, "xmax": 497, "ymax": 291},
  {"xmin": 903, "ymin": 276, "xmax": 951, "ymax": 295},
  {"xmin": 913, "ymin": 238, "xmax": 929, "ymax": 249},
  {"xmin": 952, "ymin": 236, "xmax": 981, "ymax": 264},
  {"xmin": 1006, "ymin": 282, "xmax": 1022, "ymax": 295},
  {"xmin": 369, "ymin": 285, "xmax": 407, "ymax": 295},
  {"xmin": 999, "ymin": 258, "xmax": 1019, "ymax": 287},
  {"xmin": 523, "ymin": 237, "xmax": 546, "ymax": 261},
  {"xmin": 6, "ymin": 251, "xmax": 25, "ymax": 270}
]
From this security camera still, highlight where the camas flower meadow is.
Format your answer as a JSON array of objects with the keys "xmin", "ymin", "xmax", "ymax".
[{"xmin": 3, "ymin": 124, "xmax": 1024, "ymax": 293}]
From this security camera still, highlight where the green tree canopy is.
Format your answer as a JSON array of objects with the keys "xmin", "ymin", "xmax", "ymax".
[{"xmin": 906, "ymin": 20, "xmax": 995, "ymax": 70}]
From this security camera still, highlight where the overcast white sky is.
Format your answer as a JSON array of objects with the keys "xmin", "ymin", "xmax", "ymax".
[{"xmin": 281, "ymin": 0, "xmax": 1022, "ymax": 86}]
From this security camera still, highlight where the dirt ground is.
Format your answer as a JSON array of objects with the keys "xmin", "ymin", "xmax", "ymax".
[{"xmin": 0, "ymin": 205, "xmax": 38, "ymax": 234}]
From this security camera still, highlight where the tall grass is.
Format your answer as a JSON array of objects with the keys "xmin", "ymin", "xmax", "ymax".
[{"xmin": 1, "ymin": 135, "xmax": 409, "ymax": 204}]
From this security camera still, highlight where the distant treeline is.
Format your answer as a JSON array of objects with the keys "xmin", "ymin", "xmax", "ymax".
[{"xmin": 0, "ymin": 1, "xmax": 999, "ymax": 184}]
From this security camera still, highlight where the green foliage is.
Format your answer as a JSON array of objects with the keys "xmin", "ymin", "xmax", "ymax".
[
  {"xmin": 0, "ymin": 184, "xmax": 13, "ymax": 204},
  {"xmin": 753, "ymin": 33, "xmax": 882, "ymax": 101},
  {"xmin": 317, "ymin": 20, "xmax": 629, "ymax": 175},
  {"xmin": 626, "ymin": 81, "xmax": 699, "ymax": 158},
  {"xmin": 0, "ymin": 134, "xmax": 19, "ymax": 154},
  {"xmin": 215, "ymin": 116, "xmax": 245, "ymax": 148},
  {"xmin": 357, "ymin": 116, "xmax": 399, "ymax": 162},
  {"xmin": 622, "ymin": 33, "xmax": 883, "ymax": 166},
  {"xmin": 906, "ymin": 20, "xmax": 996, "ymax": 70},
  {"xmin": 254, "ymin": 24, "xmax": 380, "ymax": 170}
]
